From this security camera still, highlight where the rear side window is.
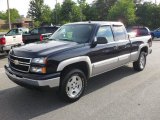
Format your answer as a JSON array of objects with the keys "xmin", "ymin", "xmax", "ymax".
[
  {"xmin": 97, "ymin": 26, "xmax": 114, "ymax": 43},
  {"xmin": 112, "ymin": 25, "xmax": 127, "ymax": 41}
]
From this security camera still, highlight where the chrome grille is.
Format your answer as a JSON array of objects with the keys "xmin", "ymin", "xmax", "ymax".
[{"xmin": 9, "ymin": 54, "xmax": 31, "ymax": 72}]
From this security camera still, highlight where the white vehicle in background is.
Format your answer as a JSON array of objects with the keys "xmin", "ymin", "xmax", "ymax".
[{"xmin": 0, "ymin": 28, "xmax": 29, "ymax": 53}]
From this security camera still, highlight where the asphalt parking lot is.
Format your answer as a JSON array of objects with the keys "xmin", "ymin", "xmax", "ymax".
[{"xmin": 0, "ymin": 41, "xmax": 160, "ymax": 120}]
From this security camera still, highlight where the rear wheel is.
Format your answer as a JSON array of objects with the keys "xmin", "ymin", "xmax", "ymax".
[
  {"xmin": 133, "ymin": 51, "xmax": 146, "ymax": 71},
  {"xmin": 60, "ymin": 69, "xmax": 87, "ymax": 102}
]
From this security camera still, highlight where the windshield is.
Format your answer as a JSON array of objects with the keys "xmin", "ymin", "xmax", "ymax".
[{"xmin": 49, "ymin": 24, "xmax": 94, "ymax": 43}]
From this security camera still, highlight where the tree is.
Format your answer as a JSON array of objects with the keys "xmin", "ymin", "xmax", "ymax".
[
  {"xmin": 83, "ymin": 4, "xmax": 98, "ymax": 21},
  {"xmin": 52, "ymin": 3, "xmax": 62, "ymax": 24},
  {"xmin": 0, "ymin": 11, "xmax": 7, "ymax": 20},
  {"xmin": 77, "ymin": 0, "xmax": 88, "ymax": 20},
  {"xmin": 6, "ymin": 9, "xmax": 20, "ymax": 23},
  {"xmin": 134, "ymin": 0, "xmax": 143, "ymax": 4},
  {"xmin": 60, "ymin": 0, "xmax": 81, "ymax": 23},
  {"xmin": 136, "ymin": 2, "xmax": 160, "ymax": 29},
  {"xmin": 41, "ymin": 5, "xmax": 52, "ymax": 24},
  {"xmin": 108, "ymin": 0, "xmax": 136, "ymax": 25},
  {"xmin": 92, "ymin": 0, "xmax": 117, "ymax": 20},
  {"xmin": 28, "ymin": 0, "xmax": 44, "ymax": 21},
  {"xmin": 28, "ymin": 0, "xmax": 52, "ymax": 26}
]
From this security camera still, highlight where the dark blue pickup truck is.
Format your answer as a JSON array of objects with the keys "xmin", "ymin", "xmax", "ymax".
[{"xmin": 5, "ymin": 21, "xmax": 152, "ymax": 102}]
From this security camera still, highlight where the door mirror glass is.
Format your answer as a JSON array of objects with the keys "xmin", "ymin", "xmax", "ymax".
[{"xmin": 97, "ymin": 37, "xmax": 108, "ymax": 44}]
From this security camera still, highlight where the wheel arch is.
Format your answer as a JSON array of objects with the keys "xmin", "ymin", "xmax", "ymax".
[{"xmin": 57, "ymin": 56, "xmax": 92, "ymax": 78}]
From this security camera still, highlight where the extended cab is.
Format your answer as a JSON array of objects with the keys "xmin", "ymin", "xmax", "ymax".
[
  {"xmin": 0, "ymin": 28, "xmax": 29, "ymax": 53},
  {"xmin": 5, "ymin": 22, "xmax": 152, "ymax": 102}
]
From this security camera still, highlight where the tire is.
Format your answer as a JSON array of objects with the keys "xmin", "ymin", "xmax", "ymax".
[
  {"xmin": 59, "ymin": 69, "xmax": 87, "ymax": 102},
  {"xmin": 133, "ymin": 51, "xmax": 146, "ymax": 71}
]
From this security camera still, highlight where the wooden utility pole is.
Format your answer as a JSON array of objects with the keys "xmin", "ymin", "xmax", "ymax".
[{"xmin": 7, "ymin": 0, "xmax": 11, "ymax": 30}]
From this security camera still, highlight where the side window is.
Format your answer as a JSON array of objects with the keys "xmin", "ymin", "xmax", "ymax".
[
  {"xmin": 112, "ymin": 25, "xmax": 127, "ymax": 41},
  {"xmin": 97, "ymin": 26, "xmax": 114, "ymax": 43}
]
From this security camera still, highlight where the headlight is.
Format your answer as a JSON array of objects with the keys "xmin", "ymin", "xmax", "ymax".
[
  {"xmin": 32, "ymin": 58, "xmax": 46, "ymax": 64},
  {"xmin": 30, "ymin": 67, "xmax": 46, "ymax": 74}
]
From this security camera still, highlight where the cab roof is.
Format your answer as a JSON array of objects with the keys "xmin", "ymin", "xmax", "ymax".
[{"xmin": 66, "ymin": 21, "xmax": 124, "ymax": 26}]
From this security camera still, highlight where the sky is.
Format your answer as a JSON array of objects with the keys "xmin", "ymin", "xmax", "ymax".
[{"xmin": 0, "ymin": 0, "xmax": 159, "ymax": 17}]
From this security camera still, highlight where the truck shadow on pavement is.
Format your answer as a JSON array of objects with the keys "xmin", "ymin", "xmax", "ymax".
[
  {"xmin": 0, "ymin": 54, "xmax": 7, "ymax": 60},
  {"xmin": 0, "ymin": 65, "xmax": 137, "ymax": 120}
]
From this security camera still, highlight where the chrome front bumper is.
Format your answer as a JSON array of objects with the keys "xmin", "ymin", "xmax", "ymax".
[{"xmin": 5, "ymin": 66, "xmax": 60, "ymax": 88}]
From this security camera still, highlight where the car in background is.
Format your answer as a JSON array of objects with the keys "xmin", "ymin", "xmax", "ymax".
[
  {"xmin": 127, "ymin": 26, "xmax": 151, "ymax": 38},
  {"xmin": 151, "ymin": 28, "xmax": 160, "ymax": 39},
  {"xmin": 22, "ymin": 26, "xmax": 59, "ymax": 44},
  {"xmin": 0, "ymin": 28, "xmax": 29, "ymax": 53}
]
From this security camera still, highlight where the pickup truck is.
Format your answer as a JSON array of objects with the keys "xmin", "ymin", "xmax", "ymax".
[
  {"xmin": 5, "ymin": 21, "xmax": 152, "ymax": 102},
  {"xmin": 0, "ymin": 28, "xmax": 29, "ymax": 53},
  {"xmin": 22, "ymin": 26, "xmax": 59, "ymax": 44},
  {"xmin": 151, "ymin": 27, "xmax": 160, "ymax": 39}
]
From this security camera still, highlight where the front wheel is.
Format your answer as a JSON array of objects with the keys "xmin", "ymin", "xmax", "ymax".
[
  {"xmin": 133, "ymin": 51, "xmax": 146, "ymax": 71},
  {"xmin": 59, "ymin": 69, "xmax": 87, "ymax": 102}
]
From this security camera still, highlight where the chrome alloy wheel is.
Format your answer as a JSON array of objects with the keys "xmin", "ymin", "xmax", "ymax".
[
  {"xmin": 140, "ymin": 54, "xmax": 145, "ymax": 69},
  {"xmin": 66, "ymin": 75, "xmax": 83, "ymax": 98}
]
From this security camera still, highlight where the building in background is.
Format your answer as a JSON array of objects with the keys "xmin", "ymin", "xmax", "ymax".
[
  {"xmin": 0, "ymin": 19, "xmax": 8, "ymax": 30},
  {"xmin": 12, "ymin": 16, "xmax": 33, "ymax": 28},
  {"xmin": 0, "ymin": 16, "xmax": 33, "ymax": 30}
]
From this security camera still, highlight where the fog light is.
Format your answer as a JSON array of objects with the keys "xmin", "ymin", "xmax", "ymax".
[{"xmin": 30, "ymin": 67, "xmax": 46, "ymax": 74}]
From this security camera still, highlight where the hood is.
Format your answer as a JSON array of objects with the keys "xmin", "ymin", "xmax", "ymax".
[{"xmin": 11, "ymin": 40, "xmax": 83, "ymax": 58}]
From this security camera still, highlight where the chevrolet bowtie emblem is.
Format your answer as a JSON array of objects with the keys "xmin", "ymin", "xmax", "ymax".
[{"xmin": 13, "ymin": 60, "xmax": 19, "ymax": 65}]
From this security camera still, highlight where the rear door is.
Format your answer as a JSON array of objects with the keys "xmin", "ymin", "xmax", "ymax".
[
  {"xmin": 112, "ymin": 25, "xmax": 132, "ymax": 65},
  {"xmin": 91, "ymin": 25, "xmax": 119, "ymax": 76}
]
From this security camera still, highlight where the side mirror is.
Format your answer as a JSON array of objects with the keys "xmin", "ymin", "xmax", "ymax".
[
  {"xmin": 97, "ymin": 37, "xmax": 108, "ymax": 44},
  {"xmin": 91, "ymin": 37, "xmax": 108, "ymax": 48}
]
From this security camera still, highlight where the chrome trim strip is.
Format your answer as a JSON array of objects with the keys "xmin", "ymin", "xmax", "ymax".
[
  {"xmin": 9, "ymin": 59, "xmax": 30, "ymax": 66},
  {"xmin": 5, "ymin": 69, "xmax": 60, "ymax": 88},
  {"xmin": 119, "ymin": 54, "xmax": 130, "ymax": 61},
  {"xmin": 9, "ymin": 54, "xmax": 32, "ymax": 63}
]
